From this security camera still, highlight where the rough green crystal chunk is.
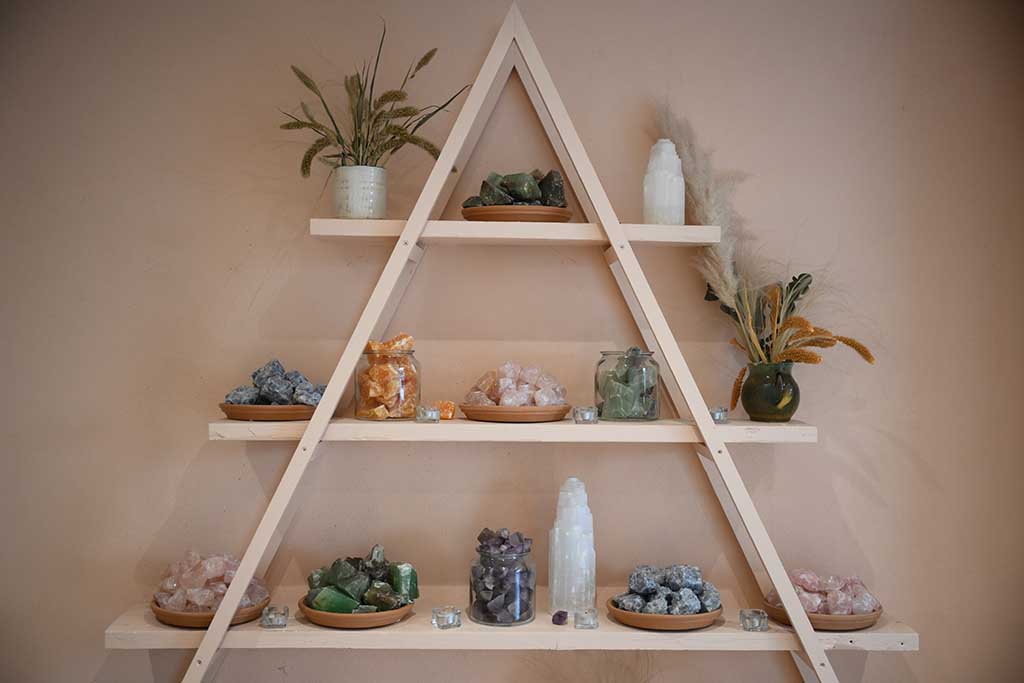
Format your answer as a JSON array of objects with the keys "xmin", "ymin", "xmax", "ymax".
[
  {"xmin": 364, "ymin": 580, "xmax": 403, "ymax": 611},
  {"xmin": 307, "ymin": 567, "xmax": 327, "ymax": 590},
  {"xmin": 388, "ymin": 562, "xmax": 419, "ymax": 601},
  {"xmin": 480, "ymin": 177, "xmax": 513, "ymax": 206},
  {"xmin": 336, "ymin": 571, "xmax": 371, "ymax": 602},
  {"xmin": 311, "ymin": 586, "xmax": 359, "ymax": 613},
  {"xmin": 354, "ymin": 605, "xmax": 379, "ymax": 613},
  {"xmin": 462, "ymin": 195, "xmax": 483, "ymax": 208},
  {"xmin": 539, "ymin": 170, "xmax": 566, "ymax": 207},
  {"xmin": 364, "ymin": 544, "xmax": 390, "ymax": 582},
  {"xmin": 501, "ymin": 173, "xmax": 541, "ymax": 201},
  {"xmin": 325, "ymin": 558, "xmax": 356, "ymax": 586}
]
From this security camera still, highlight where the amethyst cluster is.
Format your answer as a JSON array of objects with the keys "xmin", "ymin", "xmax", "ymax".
[
  {"xmin": 612, "ymin": 564, "xmax": 721, "ymax": 615},
  {"xmin": 469, "ymin": 527, "xmax": 536, "ymax": 626}
]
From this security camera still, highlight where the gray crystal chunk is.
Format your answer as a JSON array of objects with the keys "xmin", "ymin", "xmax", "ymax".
[
  {"xmin": 259, "ymin": 374, "xmax": 295, "ymax": 405},
  {"xmin": 293, "ymin": 380, "xmax": 322, "ymax": 406},
  {"xmin": 616, "ymin": 594, "xmax": 646, "ymax": 612},
  {"xmin": 628, "ymin": 565, "xmax": 660, "ymax": 595},
  {"xmin": 284, "ymin": 369, "xmax": 308, "ymax": 385},
  {"xmin": 642, "ymin": 596, "xmax": 668, "ymax": 614},
  {"xmin": 664, "ymin": 564, "xmax": 703, "ymax": 593},
  {"xmin": 225, "ymin": 385, "xmax": 259, "ymax": 404},
  {"xmin": 668, "ymin": 587, "xmax": 701, "ymax": 615},
  {"xmin": 539, "ymin": 170, "xmax": 567, "ymax": 207},
  {"xmin": 699, "ymin": 581, "xmax": 721, "ymax": 612},
  {"xmin": 252, "ymin": 359, "xmax": 285, "ymax": 388}
]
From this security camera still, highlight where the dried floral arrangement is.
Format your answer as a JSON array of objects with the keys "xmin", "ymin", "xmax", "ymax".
[
  {"xmin": 281, "ymin": 24, "xmax": 469, "ymax": 177},
  {"xmin": 657, "ymin": 105, "xmax": 874, "ymax": 410}
]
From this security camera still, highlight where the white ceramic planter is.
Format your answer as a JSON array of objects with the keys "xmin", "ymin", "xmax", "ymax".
[{"xmin": 334, "ymin": 165, "xmax": 387, "ymax": 219}]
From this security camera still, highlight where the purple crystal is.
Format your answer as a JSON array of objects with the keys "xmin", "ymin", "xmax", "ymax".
[{"xmin": 552, "ymin": 610, "xmax": 568, "ymax": 625}]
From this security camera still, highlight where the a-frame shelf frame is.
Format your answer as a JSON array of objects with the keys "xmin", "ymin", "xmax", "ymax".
[{"xmin": 161, "ymin": 5, "xmax": 911, "ymax": 682}]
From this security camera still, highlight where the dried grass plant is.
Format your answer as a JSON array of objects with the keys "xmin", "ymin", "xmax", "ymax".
[
  {"xmin": 281, "ymin": 23, "xmax": 469, "ymax": 177},
  {"xmin": 658, "ymin": 104, "xmax": 873, "ymax": 408}
]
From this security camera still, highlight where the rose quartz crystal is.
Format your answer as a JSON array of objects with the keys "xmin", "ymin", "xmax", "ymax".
[
  {"xmin": 795, "ymin": 587, "xmax": 823, "ymax": 613},
  {"xmin": 497, "ymin": 377, "xmax": 516, "ymax": 397},
  {"xmin": 821, "ymin": 574, "xmax": 843, "ymax": 592},
  {"xmin": 464, "ymin": 390, "xmax": 496, "ymax": 406},
  {"xmin": 500, "ymin": 388, "xmax": 531, "ymax": 407},
  {"xmin": 155, "ymin": 551, "xmax": 266, "ymax": 613},
  {"xmin": 789, "ymin": 569, "xmax": 821, "ymax": 593},
  {"xmin": 497, "ymin": 361, "xmax": 521, "ymax": 380},
  {"xmin": 465, "ymin": 362, "xmax": 567, "ymax": 408},
  {"xmin": 850, "ymin": 586, "xmax": 881, "ymax": 614},
  {"xmin": 769, "ymin": 571, "xmax": 880, "ymax": 616},
  {"xmin": 826, "ymin": 589, "xmax": 853, "ymax": 615},
  {"xmin": 520, "ymin": 366, "xmax": 542, "ymax": 385}
]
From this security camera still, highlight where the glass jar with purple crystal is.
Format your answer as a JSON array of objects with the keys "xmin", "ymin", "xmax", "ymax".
[{"xmin": 469, "ymin": 528, "xmax": 536, "ymax": 626}]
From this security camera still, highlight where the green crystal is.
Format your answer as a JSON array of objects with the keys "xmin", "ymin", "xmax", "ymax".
[
  {"xmin": 306, "ymin": 587, "xmax": 324, "ymax": 606},
  {"xmin": 307, "ymin": 567, "xmax": 327, "ymax": 590},
  {"xmin": 388, "ymin": 562, "xmax": 419, "ymax": 601},
  {"xmin": 364, "ymin": 544, "xmax": 390, "ymax": 581},
  {"xmin": 539, "ymin": 170, "xmax": 567, "ymax": 207},
  {"xmin": 325, "ymin": 558, "xmax": 356, "ymax": 585},
  {"xmin": 462, "ymin": 195, "xmax": 483, "ymax": 208},
  {"xmin": 501, "ymin": 173, "xmax": 541, "ymax": 201},
  {"xmin": 354, "ymin": 605, "xmax": 379, "ymax": 613},
  {"xmin": 364, "ymin": 580, "xmax": 403, "ymax": 611},
  {"xmin": 480, "ymin": 177, "xmax": 513, "ymax": 205},
  {"xmin": 530, "ymin": 168, "xmax": 545, "ymax": 180},
  {"xmin": 336, "ymin": 571, "xmax": 370, "ymax": 602},
  {"xmin": 311, "ymin": 586, "xmax": 359, "ymax": 613}
]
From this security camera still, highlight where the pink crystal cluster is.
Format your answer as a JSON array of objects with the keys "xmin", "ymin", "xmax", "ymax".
[
  {"xmin": 153, "ymin": 550, "xmax": 270, "ymax": 613},
  {"xmin": 765, "ymin": 569, "xmax": 880, "ymax": 615},
  {"xmin": 464, "ymin": 361, "xmax": 567, "ymax": 407}
]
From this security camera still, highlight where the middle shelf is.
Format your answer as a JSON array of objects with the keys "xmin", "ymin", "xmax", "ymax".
[{"xmin": 208, "ymin": 417, "xmax": 817, "ymax": 444}]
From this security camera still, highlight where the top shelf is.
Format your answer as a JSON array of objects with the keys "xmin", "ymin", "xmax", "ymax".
[{"xmin": 310, "ymin": 219, "xmax": 720, "ymax": 247}]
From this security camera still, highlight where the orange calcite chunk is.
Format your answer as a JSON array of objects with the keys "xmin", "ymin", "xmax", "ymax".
[
  {"xmin": 356, "ymin": 404, "xmax": 390, "ymax": 420},
  {"xmin": 434, "ymin": 400, "xmax": 456, "ymax": 420}
]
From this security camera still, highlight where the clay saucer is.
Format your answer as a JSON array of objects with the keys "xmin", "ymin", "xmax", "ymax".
[
  {"xmin": 461, "ymin": 205, "xmax": 573, "ymax": 222},
  {"xmin": 459, "ymin": 404, "xmax": 571, "ymax": 423},
  {"xmin": 151, "ymin": 597, "xmax": 269, "ymax": 628},
  {"xmin": 763, "ymin": 601, "xmax": 882, "ymax": 631},
  {"xmin": 606, "ymin": 598, "xmax": 722, "ymax": 631},
  {"xmin": 297, "ymin": 600, "xmax": 414, "ymax": 629}
]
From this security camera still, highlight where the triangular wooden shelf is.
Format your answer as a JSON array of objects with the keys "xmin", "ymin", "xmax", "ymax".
[{"xmin": 108, "ymin": 6, "xmax": 914, "ymax": 682}]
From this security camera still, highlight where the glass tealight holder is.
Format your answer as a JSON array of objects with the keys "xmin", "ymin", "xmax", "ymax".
[
  {"xmin": 260, "ymin": 605, "xmax": 289, "ymax": 629},
  {"xmin": 573, "ymin": 406, "xmax": 599, "ymax": 424},
  {"xmin": 432, "ymin": 605, "xmax": 462, "ymax": 630},
  {"xmin": 416, "ymin": 405, "xmax": 440, "ymax": 423},
  {"xmin": 710, "ymin": 406, "xmax": 729, "ymax": 424},
  {"xmin": 739, "ymin": 608, "xmax": 769, "ymax": 632},
  {"xmin": 573, "ymin": 607, "xmax": 598, "ymax": 629}
]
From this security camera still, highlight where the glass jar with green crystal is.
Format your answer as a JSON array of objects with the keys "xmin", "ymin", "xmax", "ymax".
[{"xmin": 595, "ymin": 348, "xmax": 660, "ymax": 420}]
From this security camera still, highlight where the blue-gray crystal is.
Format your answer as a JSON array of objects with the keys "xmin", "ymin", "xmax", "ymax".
[
  {"xmin": 316, "ymin": 383, "xmax": 327, "ymax": 395},
  {"xmin": 259, "ymin": 374, "xmax": 295, "ymax": 405},
  {"xmin": 668, "ymin": 588, "xmax": 701, "ymax": 615},
  {"xmin": 284, "ymin": 369, "xmax": 308, "ymax": 385},
  {"xmin": 699, "ymin": 581, "xmax": 721, "ymax": 612},
  {"xmin": 225, "ymin": 385, "xmax": 259, "ymax": 404},
  {"xmin": 628, "ymin": 565, "xmax": 660, "ymax": 595},
  {"xmin": 653, "ymin": 585, "xmax": 672, "ymax": 599},
  {"xmin": 642, "ymin": 596, "xmax": 669, "ymax": 615},
  {"xmin": 293, "ymin": 380, "xmax": 322, "ymax": 406},
  {"xmin": 539, "ymin": 170, "xmax": 566, "ymax": 207},
  {"xmin": 252, "ymin": 359, "xmax": 285, "ymax": 388},
  {"xmin": 664, "ymin": 564, "xmax": 703, "ymax": 593},
  {"xmin": 617, "ymin": 594, "xmax": 646, "ymax": 612}
]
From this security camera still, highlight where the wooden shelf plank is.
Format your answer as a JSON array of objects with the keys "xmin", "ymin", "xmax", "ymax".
[
  {"xmin": 310, "ymin": 219, "xmax": 720, "ymax": 246},
  {"xmin": 106, "ymin": 586, "xmax": 917, "ymax": 652},
  {"xmin": 207, "ymin": 417, "xmax": 817, "ymax": 444}
]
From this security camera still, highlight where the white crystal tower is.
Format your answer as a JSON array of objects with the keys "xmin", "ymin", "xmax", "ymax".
[
  {"xmin": 642, "ymin": 138, "xmax": 686, "ymax": 225},
  {"xmin": 548, "ymin": 477, "xmax": 596, "ymax": 613}
]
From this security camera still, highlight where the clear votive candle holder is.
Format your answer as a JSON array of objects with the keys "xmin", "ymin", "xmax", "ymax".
[
  {"xmin": 573, "ymin": 406, "xmax": 599, "ymax": 424},
  {"xmin": 739, "ymin": 608, "xmax": 769, "ymax": 632},
  {"xmin": 432, "ymin": 605, "xmax": 462, "ymax": 630},
  {"xmin": 416, "ymin": 406, "xmax": 440, "ymax": 423},
  {"xmin": 260, "ymin": 605, "xmax": 289, "ymax": 629},
  {"xmin": 573, "ymin": 607, "xmax": 598, "ymax": 629},
  {"xmin": 710, "ymin": 406, "xmax": 729, "ymax": 424}
]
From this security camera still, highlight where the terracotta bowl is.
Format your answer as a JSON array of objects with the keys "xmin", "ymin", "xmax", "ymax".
[
  {"xmin": 151, "ymin": 597, "xmax": 269, "ymax": 628},
  {"xmin": 461, "ymin": 205, "xmax": 573, "ymax": 222},
  {"xmin": 606, "ymin": 598, "xmax": 722, "ymax": 631},
  {"xmin": 297, "ymin": 599, "xmax": 414, "ymax": 629},
  {"xmin": 763, "ymin": 601, "xmax": 883, "ymax": 631},
  {"xmin": 220, "ymin": 403, "xmax": 315, "ymax": 421},
  {"xmin": 459, "ymin": 404, "xmax": 571, "ymax": 423}
]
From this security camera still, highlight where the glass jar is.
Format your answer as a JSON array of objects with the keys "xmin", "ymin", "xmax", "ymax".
[
  {"xmin": 594, "ymin": 348, "xmax": 660, "ymax": 420},
  {"xmin": 741, "ymin": 361, "xmax": 799, "ymax": 423},
  {"xmin": 468, "ymin": 549, "xmax": 536, "ymax": 626},
  {"xmin": 354, "ymin": 350, "xmax": 420, "ymax": 420}
]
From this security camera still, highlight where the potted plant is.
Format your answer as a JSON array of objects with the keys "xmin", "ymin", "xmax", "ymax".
[
  {"xmin": 281, "ymin": 26, "xmax": 468, "ymax": 219},
  {"xmin": 657, "ymin": 106, "xmax": 874, "ymax": 422}
]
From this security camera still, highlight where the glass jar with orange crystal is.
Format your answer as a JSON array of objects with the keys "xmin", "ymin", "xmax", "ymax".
[{"xmin": 355, "ymin": 349, "xmax": 421, "ymax": 420}]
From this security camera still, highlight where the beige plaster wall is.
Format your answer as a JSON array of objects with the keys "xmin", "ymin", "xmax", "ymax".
[{"xmin": 2, "ymin": 0, "xmax": 1023, "ymax": 681}]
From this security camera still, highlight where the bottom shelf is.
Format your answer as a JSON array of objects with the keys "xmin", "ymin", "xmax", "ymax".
[{"xmin": 106, "ymin": 586, "xmax": 918, "ymax": 652}]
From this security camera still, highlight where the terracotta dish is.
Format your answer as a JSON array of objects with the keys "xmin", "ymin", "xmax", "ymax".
[
  {"xmin": 459, "ymin": 404, "xmax": 571, "ymax": 423},
  {"xmin": 461, "ymin": 205, "xmax": 573, "ymax": 222},
  {"xmin": 763, "ymin": 601, "xmax": 883, "ymax": 631},
  {"xmin": 605, "ymin": 598, "xmax": 722, "ymax": 631},
  {"xmin": 220, "ymin": 403, "xmax": 315, "ymax": 421},
  {"xmin": 298, "ymin": 599, "xmax": 414, "ymax": 629},
  {"xmin": 151, "ymin": 597, "xmax": 269, "ymax": 628}
]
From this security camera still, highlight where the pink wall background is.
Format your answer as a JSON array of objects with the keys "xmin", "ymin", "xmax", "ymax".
[{"xmin": 2, "ymin": 0, "xmax": 1022, "ymax": 681}]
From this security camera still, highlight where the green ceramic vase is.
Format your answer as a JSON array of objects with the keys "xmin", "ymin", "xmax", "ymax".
[{"xmin": 740, "ymin": 362, "xmax": 800, "ymax": 423}]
